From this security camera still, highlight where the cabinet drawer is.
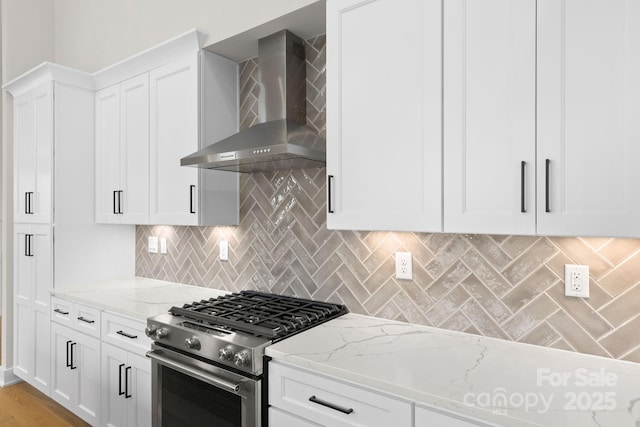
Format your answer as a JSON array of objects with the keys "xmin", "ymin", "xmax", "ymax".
[
  {"xmin": 51, "ymin": 297, "xmax": 73, "ymax": 326},
  {"xmin": 73, "ymin": 303, "xmax": 101, "ymax": 338},
  {"xmin": 102, "ymin": 311, "xmax": 151, "ymax": 355},
  {"xmin": 269, "ymin": 361, "xmax": 412, "ymax": 427}
]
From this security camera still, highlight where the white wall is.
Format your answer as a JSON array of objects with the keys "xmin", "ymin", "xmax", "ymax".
[{"xmin": 54, "ymin": 0, "xmax": 319, "ymax": 72}]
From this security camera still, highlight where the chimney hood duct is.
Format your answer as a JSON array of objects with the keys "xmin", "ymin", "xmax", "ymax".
[{"xmin": 181, "ymin": 30, "xmax": 325, "ymax": 173}]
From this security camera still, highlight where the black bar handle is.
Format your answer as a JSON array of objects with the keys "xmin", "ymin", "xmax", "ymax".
[
  {"xmin": 520, "ymin": 161, "xmax": 526, "ymax": 213},
  {"xmin": 309, "ymin": 395, "xmax": 354, "ymax": 415},
  {"xmin": 54, "ymin": 308, "xmax": 69, "ymax": 315},
  {"xmin": 189, "ymin": 185, "xmax": 196, "ymax": 214},
  {"xmin": 545, "ymin": 159, "xmax": 551, "ymax": 213},
  {"xmin": 70, "ymin": 342, "xmax": 77, "ymax": 370},
  {"xmin": 118, "ymin": 363, "xmax": 125, "ymax": 396},
  {"xmin": 25, "ymin": 192, "xmax": 29, "ymax": 214},
  {"xmin": 118, "ymin": 190, "xmax": 124, "ymax": 214},
  {"xmin": 117, "ymin": 330, "xmax": 138, "ymax": 339},
  {"xmin": 25, "ymin": 234, "xmax": 33, "ymax": 257},
  {"xmin": 113, "ymin": 190, "xmax": 118, "ymax": 214},
  {"xmin": 125, "ymin": 366, "xmax": 132, "ymax": 399},
  {"xmin": 327, "ymin": 175, "xmax": 335, "ymax": 214},
  {"xmin": 66, "ymin": 340, "xmax": 72, "ymax": 368},
  {"xmin": 77, "ymin": 316, "xmax": 95, "ymax": 324}
]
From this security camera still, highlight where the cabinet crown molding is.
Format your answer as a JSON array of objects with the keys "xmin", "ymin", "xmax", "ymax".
[
  {"xmin": 92, "ymin": 28, "xmax": 206, "ymax": 90},
  {"xmin": 3, "ymin": 62, "xmax": 94, "ymax": 97}
]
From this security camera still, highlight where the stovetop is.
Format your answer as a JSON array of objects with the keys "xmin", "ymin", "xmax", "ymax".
[
  {"xmin": 170, "ymin": 290, "xmax": 346, "ymax": 340},
  {"xmin": 146, "ymin": 291, "xmax": 347, "ymax": 375}
]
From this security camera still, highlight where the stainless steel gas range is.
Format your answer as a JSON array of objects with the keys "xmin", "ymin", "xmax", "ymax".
[{"xmin": 145, "ymin": 291, "xmax": 347, "ymax": 427}]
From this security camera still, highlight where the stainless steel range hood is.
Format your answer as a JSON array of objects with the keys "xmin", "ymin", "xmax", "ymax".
[{"xmin": 181, "ymin": 30, "xmax": 325, "ymax": 173}]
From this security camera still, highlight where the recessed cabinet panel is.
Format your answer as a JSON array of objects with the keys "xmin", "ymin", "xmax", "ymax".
[
  {"xmin": 95, "ymin": 86, "xmax": 122, "ymax": 224},
  {"xmin": 537, "ymin": 0, "xmax": 640, "ymax": 236},
  {"xmin": 444, "ymin": 0, "xmax": 536, "ymax": 235},
  {"xmin": 326, "ymin": 0, "xmax": 442, "ymax": 232}
]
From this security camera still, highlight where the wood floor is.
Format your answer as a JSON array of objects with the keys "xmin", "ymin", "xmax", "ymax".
[{"xmin": 0, "ymin": 381, "xmax": 89, "ymax": 426}]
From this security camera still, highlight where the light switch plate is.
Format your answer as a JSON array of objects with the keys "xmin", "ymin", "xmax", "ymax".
[
  {"xmin": 219, "ymin": 240, "xmax": 229, "ymax": 261},
  {"xmin": 148, "ymin": 236, "xmax": 158, "ymax": 254}
]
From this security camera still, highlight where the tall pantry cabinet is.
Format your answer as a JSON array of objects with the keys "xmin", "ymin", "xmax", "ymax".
[{"xmin": 5, "ymin": 63, "xmax": 135, "ymax": 395}]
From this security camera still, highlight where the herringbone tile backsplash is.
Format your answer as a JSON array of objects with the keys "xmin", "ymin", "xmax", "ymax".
[{"xmin": 137, "ymin": 35, "xmax": 640, "ymax": 363}]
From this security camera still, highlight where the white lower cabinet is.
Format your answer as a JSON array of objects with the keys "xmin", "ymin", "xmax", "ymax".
[
  {"xmin": 269, "ymin": 361, "xmax": 496, "ymax": 427},
  {"xmin": 269, "ymin": 361, "xmax": 412, "ymax": 427},
  {"xmin": 101, "ymin": 344, "xmax": 151, "ymax": 427},
  {"xmin": 51, "ymin": 322, "xmax": 101, "ymax": 425}
]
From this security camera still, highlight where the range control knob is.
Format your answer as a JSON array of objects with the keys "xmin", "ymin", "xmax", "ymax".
[
  {"xmin": 155, "ymin": 328, "xmax": 169, "ymax": 340},
  {"xmin": 234, "ymin": 350, "xmax": 251, "ymax": 367},
  {"xmin": 144, "ymin": 325, "xmax": 158, "ymax": 338},
  {"xmin": 218, "ymin": 345, "xmax": 234, "ymax": 361},
  {"xmin": 184, "ymin": 337, "xmax": 201, "ymax": 350}
]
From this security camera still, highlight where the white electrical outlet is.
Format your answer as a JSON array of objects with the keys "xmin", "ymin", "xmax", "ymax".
[
  {"xmin": 395, "ymin": 252, "xmax": 413, "ymax": 280},
  {"xmin": 160, "ymin": 237, "xmax": 167, "ymax": 254},
  {"xmin": 219, "ymin": 240, "xmax": 229, "ymax": 261},
  {"xmin": 564, "ymin": 264, "xmax": 589, "ymax": 298},
  {"xmin": 148, "ymin": 236, "xmax": 158, "ymax": 254}
]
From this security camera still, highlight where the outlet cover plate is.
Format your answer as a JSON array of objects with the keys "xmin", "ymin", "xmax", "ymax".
[
  {"xmin": 148, "ymin": 236, "xmax": 158, "ymax": 254},
  {"xmin": 395, "ymin": 252, "xmax": 413, "ymax": 280},
  {"xmin": 564, "ymin": 264, "xmax": 589, "ymax": 298}
]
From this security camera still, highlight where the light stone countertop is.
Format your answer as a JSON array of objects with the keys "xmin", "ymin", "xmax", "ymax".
[
  {"xmin": 51, "ymin": 277, "xmax": 229, "ymax": 320},
  {"xmin": 266, "ymin": 313, "xmax": 640, "ymax": 427}
]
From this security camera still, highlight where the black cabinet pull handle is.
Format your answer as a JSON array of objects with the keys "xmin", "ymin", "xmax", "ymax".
[
  {"xmin": 66, "ymin": 340, "xmax": 72, "ymax": 368},
  {"xmin": 70, "ymin": 342, "xmax": 77, "ymax": 370},
  {"xmin": 327, "ymin": 175, "xmax": 335, "ymax": 214},
  {"xmin": 189, "ymin": 185, "xmax": 196, "ymax": 214},
  {"xmin": 118, "ymin": 190, "xmax": 124, "ymax": 214},
  {"xmin": 25, "ymin": 234, "xmax": 33, "ymax": 257},
  {"xmin": 54, "ymin": 308, "xmax": 69, "ymax": 315},
  {"xmin": 113, "ymin": 190, "xmax": 118, "ymax": 214},
  {"xmin": 116, "ymin": 330, "xmax": 138, "ymax": 339},
  {"xmin": 545, "ymin": 159, "xmax": 551, "ymax": 213},
  {"xmin": 118, "ymin": 363, "xmax": 125, "ymax": 396},
  {"xmin": 125, "ymin": 366, "xmax": 132, "ymax": 398},
  {"xmin": 309, "ymin": 395, "xmax": 353, "ymax": 415},
  {"xmin": 25, "ymin": 192, "xmax": 29, "ymax": 214},
  {"xmin": 520, "ymin": 161, "xmax": 526, "ymax": 213},
  {"xmin": 77, "ymin": 316, "xmax": 95, "ymax": 324}
]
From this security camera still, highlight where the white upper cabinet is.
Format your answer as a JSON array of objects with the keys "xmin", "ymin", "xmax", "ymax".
[
  {"xmin": 444, "ymin": 0, "xmax": 536, "ymax": 235},
  {"xmin": 94, "ymin": 30, "xmax": 239, "ymax": 226},
  {"xmin": 96, "ymin": 74, "xmax": 150, "ymax": 224},
  {"xmin": 326, "ymin": 0, "xmax": 442, "ymax": 232},
  {"xmin": 537, "ymin": 0, "xmax": 640, "ymax": 237},
  {"xmin": 14, "ymin": 83, "xmax": 53, "ymax": 224}
]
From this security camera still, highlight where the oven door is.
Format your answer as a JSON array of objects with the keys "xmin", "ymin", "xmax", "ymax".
[{"xmin": 147, "ymin": 344, "xmax": 261, "ymax": 427}]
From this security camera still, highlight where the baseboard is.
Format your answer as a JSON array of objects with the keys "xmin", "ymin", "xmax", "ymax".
[{"xmin": 0, "ymin": 366, "xmax": 21, "ymax": 387}]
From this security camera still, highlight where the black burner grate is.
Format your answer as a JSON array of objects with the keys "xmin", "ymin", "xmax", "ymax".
[{"xmin": 169, "ymin": 291, "xmax": 347, "ymax": 339}]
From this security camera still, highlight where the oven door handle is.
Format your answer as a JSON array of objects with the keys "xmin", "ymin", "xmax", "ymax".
[{"xmin": 146, "ymin": 351, "xmax": 243, "ymax": 394}]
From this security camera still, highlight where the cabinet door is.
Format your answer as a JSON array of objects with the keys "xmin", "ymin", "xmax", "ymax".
[
  {"xmin": 75, "ymin": 332, "xmax": 101, "ymax": 425},
  {"xmin": 127, "ymin": 352, "xmax": 152, "ymax": 427},
  {"xmin": 102, "ymin": 343, "xmax": 129, "ymax": 427},
  {"xmin": 14, "ymin": 92, "xmax": 36, "ymax": 223},
  {"xmin": 14, "ymin": 83, "xmax": 53, "ymax": 224},
  {"xmin": 537, "ymin": 0, "xmax": 640, "ymax": 237},
  {"xmin": 51, "ymin": 323, "xmax": 76, "ymax": 409},
  {"xmin": 14, "ymin": 224, "xmax": 52, "ymax": 395},
  {"xmin": 149, "ymin": 56, "xmax": 199, "ymax": 225},
  {"xmin": 326, "ymin": 0, "xmax": 442, "ymax": 232},
  {"xmin": 443, "ymin": 0, "xmax": 536, "ymax": 235},
  {"xmin": 95, "ymin": 85, "xmax": 122, "ymax": 224},
  {"xmin": 120, "ymin": 74, "xmax": 150, "ymax": 224}
]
